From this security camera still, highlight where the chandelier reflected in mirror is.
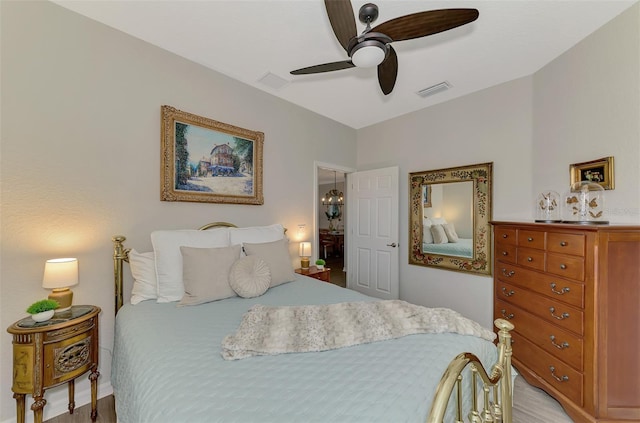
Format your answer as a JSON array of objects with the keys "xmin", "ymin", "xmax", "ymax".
[{"xmin": 322, "ymin": 171, "xmax": 343, "ymax": 230}]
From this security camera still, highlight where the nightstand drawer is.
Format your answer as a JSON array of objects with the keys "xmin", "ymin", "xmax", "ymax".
[
  {"xmin": 44, "ymin": 332, "xmax": 94, "ymax": 386},
  {"xmin": 45, "ymin": 318, "xmax": 95, "ymax": 342}
]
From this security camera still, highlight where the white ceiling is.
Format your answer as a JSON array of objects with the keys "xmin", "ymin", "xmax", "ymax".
[{"xmin": 53, "ymin": 0, "xmax": 637, "ymax": 129}]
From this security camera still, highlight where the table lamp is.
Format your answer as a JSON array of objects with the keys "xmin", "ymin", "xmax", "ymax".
[
  {"xmin": 42, "ymin": 258, "xmax": 78, "ymax": 312},
  {"xmin": 299, "ymin": 242, "xmax": 311, "ymax": 269}
]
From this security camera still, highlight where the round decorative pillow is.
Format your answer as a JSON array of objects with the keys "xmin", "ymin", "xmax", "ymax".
[{"xmin": 229, "ymin": 256, "xmax": 271, "ymax": 298}]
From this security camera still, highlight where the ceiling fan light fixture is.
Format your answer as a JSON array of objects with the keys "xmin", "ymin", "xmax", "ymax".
[{"xmin": 351, "ymin": 41, "xmax": 386, "ymax": 68}]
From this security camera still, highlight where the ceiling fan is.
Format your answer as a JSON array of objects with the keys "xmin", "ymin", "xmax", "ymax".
[{"xmin": 290, "ymin": 0, "xmax": 479, "ymax": 95}]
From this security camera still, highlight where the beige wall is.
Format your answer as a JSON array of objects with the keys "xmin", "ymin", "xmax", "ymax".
[
  {"xmin": 357, "ymin": 3, "xmax": 639, "ymax": 328},
  {"xmin": 2, "ymin": 1, "xmax": 638, "ymax": 421},
  {"xmin": 0, "ymin": 1, "xmax": 356, "ymax": 421}
]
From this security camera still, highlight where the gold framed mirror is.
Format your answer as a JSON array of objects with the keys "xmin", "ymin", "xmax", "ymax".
[{"xmin": 409, "ymin": 162, "xmax": 493, "ymax": 275}]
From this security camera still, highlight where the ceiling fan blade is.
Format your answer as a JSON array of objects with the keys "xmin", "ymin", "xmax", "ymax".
[
  {"xmin": 324, "ymin": 0, "xmax": 357, "ymax": 51},
  {"xmin": 378, "ymin": 46, "xmax": 398, "ymax": 95},
  {"xmin": 291, "ymin": 60, "xmax": 355, "ymax": 75},
  {"xmin": 372, "ymin": 9, "xmax": 479, "ymax": 42}
]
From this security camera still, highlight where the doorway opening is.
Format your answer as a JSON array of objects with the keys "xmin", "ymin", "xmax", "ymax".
[{"xmin": 315, "ymin": 162, "xmax": 354, "ymax": 288}]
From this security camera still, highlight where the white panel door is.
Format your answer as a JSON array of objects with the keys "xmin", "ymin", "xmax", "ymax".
[{"xmin": 346, "ymin": 167, "xmax": 399, "ymax": 299}]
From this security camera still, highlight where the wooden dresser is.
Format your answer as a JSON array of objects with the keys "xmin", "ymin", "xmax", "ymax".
[{"xmin": 491, "ymin": 221, "xmax": 640, "ymax": 422}]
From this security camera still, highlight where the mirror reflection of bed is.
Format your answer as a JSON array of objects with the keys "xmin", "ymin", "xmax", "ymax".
[{"xmin": 422, "ymin": 181, "xmax": 474, "ymax": 258}]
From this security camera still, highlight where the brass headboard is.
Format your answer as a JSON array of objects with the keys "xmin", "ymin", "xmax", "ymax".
[{"xmin": 112, "ymin": 222, "xmax": 238, "ymax": 315}]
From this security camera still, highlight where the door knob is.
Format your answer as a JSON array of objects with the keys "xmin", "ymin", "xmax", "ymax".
[{"xmin": 386, "ymin": 243, "xmax": 397, "ymax": 248}]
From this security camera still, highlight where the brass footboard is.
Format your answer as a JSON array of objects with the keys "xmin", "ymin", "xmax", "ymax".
[{"xmin": 427, "ymin": 319, "xmax": 514, "ymax": 423}]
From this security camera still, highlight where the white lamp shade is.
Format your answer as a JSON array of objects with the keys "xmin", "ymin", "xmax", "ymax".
[
  {"xmin": 299, "ymin": 242, "xmax": 311, "ymax": 257},
  {"xmin": 42, "ymin": 258, "xmax": 79, "ymax": 289}
]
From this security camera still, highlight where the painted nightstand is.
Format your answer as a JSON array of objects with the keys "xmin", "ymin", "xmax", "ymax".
[
  {"xmin": 7, "ymin": 305, "xmax": 101, "ymax": 423},
  {"xmin": 295, "ymin": 266, "xmax": 331, "ymax": 282}
]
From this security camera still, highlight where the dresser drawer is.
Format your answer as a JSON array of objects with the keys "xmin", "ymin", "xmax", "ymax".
[
  {"xmin": 517, "ymin": 247, "xmax": 546, "ymax": 271},
  {"xmin": 495, "ymin": 228, "xmax": 517, "ymax": 246},
  {"xmin": 496, "ymin": 281, "xmax": 583, "ymax": 335},
  {"xmin": 517, "ymin": 230, "xmax": 545, "ymax": 249},
  {"xmin": 546, "ymin": 253, "xmax": 585, "ymax": 281},
  {"xmin": 495, "ymin": 243, "xmax": 517, "ymax": 264},
  {"xmin": 546, "ymin": 232, "xmax": 586, "ymax": 257},
  {"xmin": 495, "ymin": 261, "xmax": 584, "ymax": 308},
  {"xmin": 495, "ymin": 300, "xmax": 583, "ymax": 371},
  {"xmin": 513, "ymin": 332, "xmax": 583, "ymax": 406}
]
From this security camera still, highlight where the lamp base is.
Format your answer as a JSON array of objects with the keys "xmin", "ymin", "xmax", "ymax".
[
  {"xmin": 49, "ymin": 288, "xmax": 73, "ymax": 313},
  {"xmin": 300, "ymin": 257, "xmax": 310, "ymax": 269}
]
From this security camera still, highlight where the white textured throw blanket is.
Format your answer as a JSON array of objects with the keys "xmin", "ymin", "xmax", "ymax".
[{"xmin": 222, "ymin": 300, "xmax": 496, "ymax": 360}]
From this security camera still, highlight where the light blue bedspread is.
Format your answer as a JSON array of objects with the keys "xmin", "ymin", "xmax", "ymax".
[
  {"xmin": 112, "ymin": 276, "xmax": 497, "ymax": 423},
  {"xmin": 423, "ymin": 238, "xmax": 474, "ymax": 258}
]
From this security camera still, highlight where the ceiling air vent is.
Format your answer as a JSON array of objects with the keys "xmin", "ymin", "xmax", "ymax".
[
  {"xmin": 257, "ymin": 72, "xmax": 290, "ymax": 90},
  {"xmin": 417, "ymin": 81, "xmax": 451, "ymax": 98}
]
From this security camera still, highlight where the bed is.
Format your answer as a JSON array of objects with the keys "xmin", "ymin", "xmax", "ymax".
[
  {"xmin": 422, "ymin": 238, "xmax": 474, "ymax": 258},
  {"xmin": 111, "ymin": 222, "xmax": 514, "ymax": 423}
]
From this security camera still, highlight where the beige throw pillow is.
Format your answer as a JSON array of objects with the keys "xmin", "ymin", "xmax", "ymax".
[
  {"xmin": 430, "ymin": 224, "xmax": 449, "ymax": 244},
  {"xmin": 229, "ymin": 256, "xmax": 271, "ymax": 298},
  {"xmin": 178, "ymin": 244, "xmax": 241, "ymax": 306},
  {"xmin": 443, "ymin": 223, "xmax": 459, "ymax": 243},
  {"xmin": 243, "ymin": 238, "xmax": 296, "ymax": 287}
]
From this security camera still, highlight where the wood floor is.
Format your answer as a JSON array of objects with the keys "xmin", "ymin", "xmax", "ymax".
[{"xmin": 44, "ymin": 376, "xmax": 573, "ymax": 422}]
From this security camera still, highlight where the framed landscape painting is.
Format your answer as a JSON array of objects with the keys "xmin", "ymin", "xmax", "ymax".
[{"xmin": 160, "ymin": 106, "xmax": 264, "ymax": 205}]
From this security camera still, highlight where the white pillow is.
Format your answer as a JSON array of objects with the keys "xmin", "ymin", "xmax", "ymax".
[
  {"xmin": 229, "ymin": 224, "xmax": 285, "ymax": 246},
  {"xmin": 443, "ymin": 223, "xmax": 459, "ymax": 243},
  {"xmin": 129, "ymin": 249, "xmax": 157, "ymax": 304},
  {"xmin": 423, "ymin": 217, "xmax": 433, "ymax": 227},
  {"xmin": 243, "ymin": 238, "xmax": 296, "ymax": 287},
  {"xmin": 151, "ymin": 228, "xmax": 231, "ymax": 302},
  {"xmin": 229, "ymin": 256, "xmax": 271, "ymax": 298},
  {"xmin": 423, "ymin": 225, "xmax": 434, "ymax": 244},
  {"xmin": 178, "ymin": 245, "xmax": 241, "ymax": 306},
  {"xmin": 430, "ymin": 224, "xmax": 449, "ymax": 244}
]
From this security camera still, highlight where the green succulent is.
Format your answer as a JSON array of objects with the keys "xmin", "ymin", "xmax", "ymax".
[
  {"xmin": 315, "ymin": 259, "xmax": 326, "ymax": 266},
  {"xmin": 26, "ymin": 299, "xmax": 59, "ymax": 314}
]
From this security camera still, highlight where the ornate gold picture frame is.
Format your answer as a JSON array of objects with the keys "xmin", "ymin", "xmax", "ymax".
[
  {"xmin": 569, "ymin": 156, "xmax": 614, "ymax": 190},
  {"xmin": 161, "ymin": 106, "xmax": 264, "ymax": 204}
]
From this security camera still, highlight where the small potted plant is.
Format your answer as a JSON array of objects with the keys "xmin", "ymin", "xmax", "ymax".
[
  {"xmin": 26, "ymin": 299, "xmax": 59, "ymax": 322},
  {"xmin": 315, "ymin": 259, "xmax": 326, "ymax": 270}
]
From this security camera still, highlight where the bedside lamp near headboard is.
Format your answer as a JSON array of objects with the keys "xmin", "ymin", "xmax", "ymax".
[{"xmin": 42, "ymin": 258, "xmax": 78, "ymax": 312}]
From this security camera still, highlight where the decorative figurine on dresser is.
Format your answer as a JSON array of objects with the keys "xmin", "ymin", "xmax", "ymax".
[
  {"xmin": 491, "ymin": 221, "xmax": 640, "ymax": 422},
  {"xmin": 7, "ymin": 305, "xmax": 101, "ymax": 423}
]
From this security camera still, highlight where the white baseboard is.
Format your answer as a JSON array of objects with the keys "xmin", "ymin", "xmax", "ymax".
[{"xmin": 1, "ymin": 381, "xmax": 113, "ymax": 423}]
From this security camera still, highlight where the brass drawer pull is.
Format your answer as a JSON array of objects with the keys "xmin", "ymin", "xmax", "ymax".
[
  {"xmin": 500, "ymin": 309, "xmax": 514, "ymax": 320},
  {"xmin": 502, "ymin": 251, "xmax": 509, "ymax": 256},
  {"xmin": 549, "ymin": 366, "xmax": 569, "ymax": 382},
  {"xmin": 550, "ymin": 283, "xmax": 570, "ymax": 295},
  {"xmin": 527, "ymin": 237, "xmax": 533, "ymax": 242},
  {"xmin": 501, "ymin": 268, "xmax": 515, "ymax": 278},
  {"xmin": 527, "ymin": 257, "xmax": 533, "ymax": 262},
  {"xmin": 560, "ymin": 264, "xmax": 567, "ymax": 270},
  {"xmin": 501, "ymin": 287, "xmax": 515, "ymax": 297},
  {"xmin": 502, "ymin": 234, "xmax": 508, "ymax": 239},
  {"xmin": 549, "ymin": 307, "xmax": 569, "ymax": 320},
  {"xmin": 560, "ymin": 241, "xmax": 567, "ymax": 247},
  {"xmin": 550, "ymin": 335, "xmax": 569, "ymax": 349}
]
